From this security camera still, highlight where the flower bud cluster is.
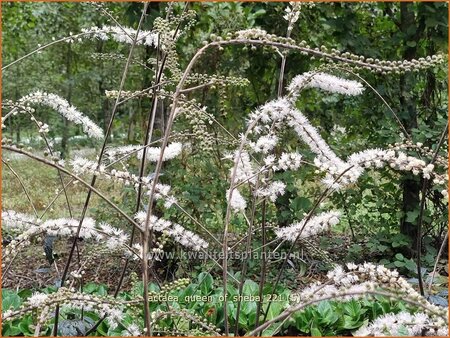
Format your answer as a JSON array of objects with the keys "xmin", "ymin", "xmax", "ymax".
[
  {"xmin": 231, "ymin": 30, "xmax": 445, "ymax": 74},
  {"xmin": 105, "ymin": 89, "xmax": 151, "ymax": 100},
  {"xmin": 151, "ymin": 308, "xmax": 222, "ymax": 336},
  {"xmin": 175, "ymin": 100, "xmax": 215, "ymax": 152},
  {"xmin": 186, "ymin": 73, "xmax": 249, "ymax": 89}
]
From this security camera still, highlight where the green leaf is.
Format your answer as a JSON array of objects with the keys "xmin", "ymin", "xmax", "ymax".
[
  {"xmin": 241, "ymin": 300, "xmax": 256, "ymax": 316},
  {"xmin": 311, "ymin": 327, "xmax": 322, "ymax": 336},
  {"xmin": 342, "ymin": 315, "xmax": 362, "ymax": 329},
  {"xmin": 198, "ymin": 272, "xmax": 214, "ymax": 294},
  {"xmin": 242, "ymin": 279, "xmax": 259, "ymax": 296},
  {"xmin": 343, "ymin": 300, "xmax": 362, "ymax": 318},
  {"xmin": 238, "ymin": 311, "xmax": 248, "ymax": 328},
  {"xmin": 395, "ymin": 253, "xmax": 404, "ymax": 261},
  {"xmin": 404, "ymin": 259, "xmax": 417, "ymax": 272},
  {"xmin": 394, "ymin": 260, "xmax": 405, "ymax": 267},
  {"xmin": 4, "ymin": 325, "xmax": 22, "ymax": 336},
  {"xmin": 317, "ymin": 301, "xmax": 339, "ymax": 325},
  {"xmin": 2, "ymin": 290, "xmax": 21, "ymax": 311},
  {"xmin": 406, "ymin": 210, "xmax": 419, "ymax": 223},
  {"xmin": 264, "ymin": 300, "xmax": 284, "ymax": 320}
]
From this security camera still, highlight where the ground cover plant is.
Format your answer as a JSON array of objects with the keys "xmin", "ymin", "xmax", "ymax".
[{"xmin": 1, "ymin": 1, "xmax": 449, "ymax": 337}]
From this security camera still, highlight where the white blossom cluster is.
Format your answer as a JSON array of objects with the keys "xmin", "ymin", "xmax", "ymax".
[
  {"xmin": 145, "ymin": 183, "xmax": 178, "ymax": 208},
  {"xmin": 326, "ymin": 263, "xmax": 446, "ymax": 317},
  {"xmin": 247, "ymin": 97, "xmax": 347, "ymax": 175},
  {"xmin": 70, "ymin": 157, "xmax": 179, "ymax": 208},
  {"xmin": 275, "ymin": 152, "xmax": 303, "ymax": 171},
  {"xmin": 17, "ymin": 91, "xmax": 103, "ymax": 139},
  {"xmin": 104, "ymin": 142, "xmax": 183, "ymax": 164},
  {"xmin": 71, "ymin": 157, "xmax": 105, "ymax": 175},
  {"xmin": 256, "ymin": 181, "xmax": 286, "ymax": 202},
  {"xmin": 127, "ymin": 323, "xmax": 143, "ymax": 336},
  {"xmin": 288, "ymin": 72, "xmax": 364, "ymax": 98},
  {"xmin": 226, "ymin": 188, "xmax": 247, "ymax": 212},
  {"xmin": 247, "ymin": 98, "xmax": 291, "ymax": 133},
  {"xmin": 229, "ymin": 151, "xmax": 257, "ymax": 185},
  {"xmin": 135, "ymin": 212, "xmax": 208, "ymax": 251},
  {"xmin": 105, "ymin": 144, "xmax": 143, "ymax": 162},
  {"xmin": 248, "ymin": 134, "xmax": 278, "ymax": 154},
  {"xmin": 288, "ymin": 108, "xmax": 347, "ymax": 168},
  {"xmin": 241, "ymin": 73, "xmax": 446, "ymax": 214},
  {"xmin": 283, "ymin": 2, "xmax": 302, "ymax": 25},
  {"xmin": 70, "ymin": 157, "xmax": 146, "ymax": 188},
  {"xmin": 354, "ymin": 311, "xmax": 448, "ymax": 336},
  {"xmin": 136, "ymin": 142, "xmax": 183, "ymax": 162},
  {"xmin": 81, "ymin": 25, "xmax": 159, "ymax": 48},
  {"xmin": 2, "ymin": 210, "xmax": 39, "ymax": 233},
  {"xmin": 315, "ymin": 148, "xmax": 446, "ymax": 190},
  {"xmin": 275, "ymin": 211, "xmax": 340, "ymax": 241},
  {"xmin": 2, "ymin": 212, "xmax": 130, "ymax": 263}
]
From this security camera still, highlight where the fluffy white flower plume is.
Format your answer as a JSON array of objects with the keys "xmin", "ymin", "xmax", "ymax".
[
  {"xmin": 226, "ymin": 189, "xmax": 247, "ymax": 212},
  {"xmin": 135, "ymin": 213, "xmax": 208, "ymax": 251},
  {"xmin": 275, "ymin": 152, "xmax": 303, "ymax": 171},
  {"xmin": 288, "ymin": 72, "xmax": 364, "ymax": 97},
  {"xmin": 127, "ymin": 324, "xmax": 142, "ymax": 336},
  {"xmin": 256, "ymin": 181, "xmax": 286, "ymax": 202},
  {"xmin": 275, "ymin": 211, "xmax": 341, "ymax": 241},
  {"xmin": 228, "ymin": 151, "xmax": 257, "ymax": 185},
  {"xmin": 316, "ymin": 148, "xmax": 445, "ymax": 190},
  {"xmin": 81, "ymin": 25, "xmax": 159, "ymax": 47},
  {"xmin": 354, "ymin": 312, "xmax": 448, "ymax": 336},
  {"xmin": 2, "ymin": 213, "xmax": 130, "ymax": 263},
  {"xmin": 136, "ymin": 142, "xmax": 183, "ymax": 162},
  {"xmin": 105, "ymin": 145, "xmax": 143, "ymax": 162},
  {"xmin": 18, "ymin": 91, "xmax": 103, "ymax": 139},
  {"xmin": 2, "ymin": 210, "xmax": 39, "ymax": 232},
  {"xmin": 249, "ymin": 134, "xmax": 278, "ymax": 154},
  {"xmin": 283, "ymin": 2, "xmax": 302, "ymax": 24},
  {"xmin": 28, "ymin": 292, "xmax": 49, "ymax": 307}
]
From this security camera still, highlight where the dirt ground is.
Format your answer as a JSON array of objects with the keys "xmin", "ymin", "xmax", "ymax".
[{"xmin": 2, "ymin": 238, "xmax": 142, "ymax": 291}]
